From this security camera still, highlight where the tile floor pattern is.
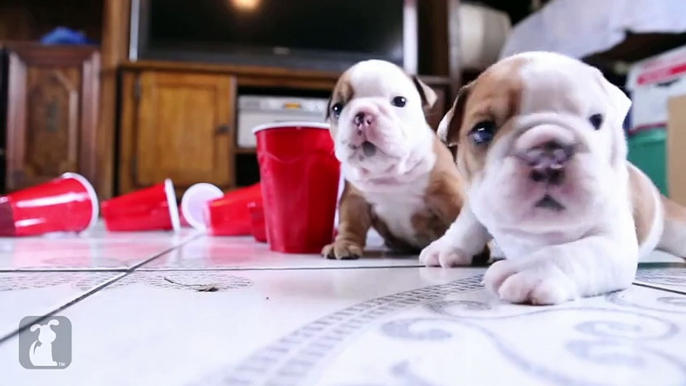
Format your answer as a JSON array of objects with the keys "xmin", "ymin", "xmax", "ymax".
[{"xmin": 0, "ymin": 222, "xmax": 684, "ymax": 386}]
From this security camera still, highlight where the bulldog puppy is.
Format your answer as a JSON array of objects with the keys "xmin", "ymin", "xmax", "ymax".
[
  {"xmin": 420, "ymin": 51, "xmax": 686, "ymax": 305},
  {"xmin": 322, "ymin": 60, "xmax": 470, "ymax": 259}
]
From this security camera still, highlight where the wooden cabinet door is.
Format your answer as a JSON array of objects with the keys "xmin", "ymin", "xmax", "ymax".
[
  {"xmin": 120, "ymin": 71, "xmax": 235, "ymax": 195},
  {"xmin": 4, "ymin": 45, "xmax": 99, "ymax": 191}
]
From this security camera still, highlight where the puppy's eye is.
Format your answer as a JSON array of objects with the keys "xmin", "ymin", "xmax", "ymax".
[
  {"xmin": 331, "ymin": 103, "xmax": 344, "ymax": 119},
  {"xmin": 589, "ymin": 113, "xmax": 603, "ymax": 130},
  {"xmin": 391, "ymin": 96, "xmax": 407, "ymax": 107},
  {"xmin": 469, "ymin": 121, "xmax": 496, "ymax": 146}
]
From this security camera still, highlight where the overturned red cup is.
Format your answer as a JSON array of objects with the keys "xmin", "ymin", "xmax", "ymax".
[
  {"xmin": 248, "ymin": 200, "xmax": 267, "ymax": 243},
  {"xmin": 101, "ymin": 179, "xmax": 180, "ymax": 232},
  {"xmin": 254, "ymin": 122, "xmax": 340, "ymax": 253},
  {"xmin": 180, "ymin": 183, "xmax": 224, "ymax": 231},
  {"xmin": 179, "ymin": 205, "xmax": 191, "ymax": 227},
  {"xmin": 206, "ymin": 183, "xmax": 262, "ymax": 236},
  {"xmin": 0, "ymin": 173, "xmax": 99, "ymax": 237}
]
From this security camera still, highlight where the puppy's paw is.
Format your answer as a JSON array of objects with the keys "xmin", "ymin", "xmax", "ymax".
[
  {"xmin": 483, "ymin": 260, "xmax": 576, "ymax": 305},
  {"xmin": 419, "ymin": 239, "xmax": 471, "ymax": 268},
  {"xmin": 322, "ymin": 240, "xmax": 363, "ymax": 260}
]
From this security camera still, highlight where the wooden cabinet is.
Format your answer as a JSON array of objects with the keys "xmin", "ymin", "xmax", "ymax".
[
  {"xmin": 2, "ymin": 44, "xmax": 100, "ymax": 192},
  {"xmin": 119, "ymin": 71, "xmax": 236, "ymax": 195},
  {"xmin": 116, "ymin": 63, "xmax": 454, "ymax": 197}
]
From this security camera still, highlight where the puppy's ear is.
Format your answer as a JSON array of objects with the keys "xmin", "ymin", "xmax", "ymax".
[
  {"xmin": 597, "ymin": 71, "xmax": 632, "ymax": 126},
  {"xmin": 438, "ymin": 82, "xmax": 472, "ymax": 147},
  {"xmin": 412, "ymin": 76, "xmax": 438, "ymax": 110},
  {"xmin": 595, "ymin": 70, "xmax": 632, "ymax": 165}
]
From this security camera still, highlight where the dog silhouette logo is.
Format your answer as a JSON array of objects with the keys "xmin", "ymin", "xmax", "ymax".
[{"xmin": 19, "ymin": 316, "xmax": 72, "ymax": 369}]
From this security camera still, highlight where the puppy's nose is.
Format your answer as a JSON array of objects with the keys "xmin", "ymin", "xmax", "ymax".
[
  {"xmin": 353, "ymin": 112, "xmax": 374, "ymax": 129},
  {"xmin": 521, "ymin": 141, "xmax": 576, "ymax": 184}
]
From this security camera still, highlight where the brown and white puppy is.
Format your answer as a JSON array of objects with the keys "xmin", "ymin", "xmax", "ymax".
[
  {"xmin": 322, "ymin": 60, "xmax": 469, "ymax": 259},
  {"xmin": 421, "ymin": 51, "xmax": 686, "ymax": 304}
]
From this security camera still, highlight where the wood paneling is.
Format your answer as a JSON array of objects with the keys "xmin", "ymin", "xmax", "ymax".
[
  {"xmin": 97, "ymin": 0, "xmax": 132, "ymax": 199},
  {"xmin": 417, "ymin": 0, "xmax": 462, "ymax": 87},
  {"xmin": 119, "ymin": 71, "xmax": 236, "ymax": 195},
  {"xmin": 418, "ymin": 0, "xmax": 450, "ymax": 77},
  {"xmin": 4, "ymin": 45, "xmax": 100, "ymax": 191}
]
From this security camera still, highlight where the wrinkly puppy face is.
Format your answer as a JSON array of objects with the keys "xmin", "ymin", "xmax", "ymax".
[
  {"xmin": 328, "ymin": 60, "xmax": 437, "ymax": 178},
  {"xmin": 439, "ymin": 52, "xmax": 632, "ymax": 233}
]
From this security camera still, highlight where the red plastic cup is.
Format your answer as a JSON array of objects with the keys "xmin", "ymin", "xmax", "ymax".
[
  {"xmin": 206, "ymin": 183, "xmax": 262, "ymax": 236},
  {"xmin": 101, "ymin": 179, "xmax": 180, "ymax": 232},
  {"xmin": 253, "ymin": 121, "xmax": 340, "ymax": 253},
  {"xmin": 248, "ymin": 200, "xmax": 267, "ymax": 243},
  {"xmin": 180, "ymin": 183, "xmax": 224, "ymax": 231},
  {"xmin": 0, "ymin": 173, "xmax": 99, "ymax": 237},
  {"xmin": 179, "ymin": 206, "xmax": 191, "ymax": 227}
]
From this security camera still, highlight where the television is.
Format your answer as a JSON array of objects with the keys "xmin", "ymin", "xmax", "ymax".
[{"xmin": 129, "ymin": 0, "xmax": 418, "ymax": 73}]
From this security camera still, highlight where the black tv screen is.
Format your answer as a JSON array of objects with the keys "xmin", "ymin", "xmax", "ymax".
[{"xmin": 131, "ymin": 0, "xmax": 417, "ymax": 72}]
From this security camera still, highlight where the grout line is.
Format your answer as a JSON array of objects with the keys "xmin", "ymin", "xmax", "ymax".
[
  {"xmin": 0, "ymin": 233, "xmax": 204, "ymax": 344},
  {"xmin": 637, "ymin": 262, "xmax": 686, "ymax": 268},
  {"xmin": 632, "ymin": 281, "xmax": 686, "ymax": 296},
  {"xmin": 142, "ymin": 264, "xmax": 422, "ymax": 271},
  {"xmin": 134, "ymin": 264, "xmax": 427, "ymax": 272},
  {"xmin": 0, "ymin": 233, "xmax": 206, "ymax": 274},
  {"xmin": 0, "ymin": 268, "xmax": 130, "ymax": 273},
  {"xmin": 0, "ymin": 271, "xmax": 130, "ymax": 344},
  {"xmin": 126, "ymin": 233, "xmax": 205, "ymax": 271}
]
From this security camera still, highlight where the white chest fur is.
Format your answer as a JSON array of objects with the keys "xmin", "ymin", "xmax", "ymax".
[{"xmin": 363, "ymin": 173, "xmax": 431, "ymax": 246}]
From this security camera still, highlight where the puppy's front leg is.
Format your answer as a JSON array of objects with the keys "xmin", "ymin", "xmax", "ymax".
[
  {"xmin": 322, "ymin": 183, "xmax": 372, "ymax": 260},
  {"xmin": 484, "ymin": 234, "xmax": 638, "ymax": 305},
  {"xmin": 419, "ymin": 203, "xmax": 490, "ymax": 267}
]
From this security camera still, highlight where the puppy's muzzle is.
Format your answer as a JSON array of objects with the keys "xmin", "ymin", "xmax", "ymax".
[
  {"xmin": 353, "ymin": 110, "xmax": 378, "ymax": 157},
  {"xmin": 354, "ymin": 111, "xmax": 374, "ymax": 133},
  {"xmin": 519, "ymin": 140, "xmax": 576, "ymax": 185}
]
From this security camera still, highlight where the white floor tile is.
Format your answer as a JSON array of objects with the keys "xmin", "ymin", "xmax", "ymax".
[
  {"xmin": 0, "ymin": 224, "xmax": 684, "ymax": 385},
  {"xmin": 140, "ymin": 235, "xmax": 423, "ymax": 271},
  {"xmin": 0, "ymin": 222, "xmax": 201, "ymax": 270},
  {"xmin": 0, "ymin": 267, "xmax": 482, "ymax": 385},
  {"xmin": 306, "ymin": 286, "xmax": 686, "ymax": 386},
  {"xmin": 0, "ymin": 271, "xmax": 121, "ymax": 337},
  {"xmin": 0, "ymin": 268, "xmax": 685, "ymax": 386},
  {"xmin": 635, "ymin": 264, "xmax": 686, "ymax": 293}
]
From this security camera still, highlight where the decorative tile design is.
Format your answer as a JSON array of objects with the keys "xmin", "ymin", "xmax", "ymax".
[
  {"xmin": 0, "ymin": 222, "xmax": 683, "ymax": 386},
  {"xmin": 193, "ymin": 276, "xmax": 485, "ymax": 385},
  {"xmin": 0, "ymin": 271, "xmax": 120, "ymax": 338},
  {"xmin": 635, "ymin": 266, "xmax": 686, "ymax": 293},
  {"xmin": 193, "ymin": 280, "xmax": 686, "ymax": 386}
]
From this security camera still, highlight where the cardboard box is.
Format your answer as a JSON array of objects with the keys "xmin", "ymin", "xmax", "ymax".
[
  {"xmin": 668, "ymin": 95, "xmax": 686, "ymax": 205},
  {"xmin": 627, "ymin": 45, "xmax": 686, "ymax": 132},
  {"xmin": 628, "ymin": 45, "xmax": 686, "ymax": 205}
]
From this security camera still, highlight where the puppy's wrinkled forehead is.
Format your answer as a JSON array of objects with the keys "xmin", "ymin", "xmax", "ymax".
[
  {"xmin": 470, "ymin": 56, "xmax": 599, "ymax": 126},
  {"xmin": 519, "ymin": 56, "xmax": 604, "ymax": 116},
  {"xmin": 449, "ymin": 57, "xmax": 526, "ymax": 142},
  {"xmin": 444, "ymin": 53, "xmax": 615, "ymax": 145},
  {"xmin": 331, "ymin": 60, "xmax": 414, "ymax": 103}
]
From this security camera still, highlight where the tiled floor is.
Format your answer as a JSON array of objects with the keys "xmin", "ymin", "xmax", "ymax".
[{"xmin": 0, "ymin": 222, "xmax": 685, "ymax": 386}]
